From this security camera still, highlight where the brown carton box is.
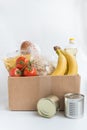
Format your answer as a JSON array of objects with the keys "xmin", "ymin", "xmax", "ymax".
[{"xmin": 8, "ymin": 75, "xmax": 80, "ymax": 111}]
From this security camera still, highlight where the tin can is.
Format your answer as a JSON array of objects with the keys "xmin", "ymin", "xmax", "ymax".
[
  {"xmin": 46, "ymin": 95, "xmax": 60, "ymax": 110},
  {"xmin": 64, "ymin": 93, "xmax": 84, "ymax": 119},
  {"xmin": 37, "ymin": 95, "xmax": 60, "ymax": 118}
]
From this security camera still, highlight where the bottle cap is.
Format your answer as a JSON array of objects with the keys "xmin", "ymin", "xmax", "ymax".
[{"xmin": 69, "ymin": 37, "xmax": 75, "ymax": 44}]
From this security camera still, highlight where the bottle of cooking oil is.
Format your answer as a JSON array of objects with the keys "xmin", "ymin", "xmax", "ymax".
[{"xmin": 64, "ymin": 37, "xmax": 77, "ymax": 57}]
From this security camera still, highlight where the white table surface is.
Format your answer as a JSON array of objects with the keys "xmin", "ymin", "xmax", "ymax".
[{"xmin": 0, "ymin": 102, "xmax": 87, "ymax": 130}]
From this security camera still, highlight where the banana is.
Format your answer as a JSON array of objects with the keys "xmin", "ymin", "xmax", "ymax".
[
  {"xmin": 51, "ymin": 46, "xmax": 67, "ymax": 76},
  {"xmin": 60, "ymin": 50, "xmax": 78, "ymax": 75}
]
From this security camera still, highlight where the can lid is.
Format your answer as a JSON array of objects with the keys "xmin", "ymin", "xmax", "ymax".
[
  {"xmin": 37, "ymin": 98, "xmax": 56, "ymax": 118},
  {"xmin": 65, "ymin": 93, "xmax": 84, "ymax": 100}
]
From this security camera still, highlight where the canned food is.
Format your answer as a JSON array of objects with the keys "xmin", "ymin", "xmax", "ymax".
[
  {"xmin": 37, "ymin": 95, "xmax": 60, "ymax": 118},
  {"xmin": 64, "ymin": 93, "xmax": 84, "ymax": 119}
]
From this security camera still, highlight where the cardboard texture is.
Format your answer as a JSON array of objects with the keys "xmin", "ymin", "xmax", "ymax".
[{"xmin": 8, "ymin": 75, "xmax": 80, "ymax": 111}]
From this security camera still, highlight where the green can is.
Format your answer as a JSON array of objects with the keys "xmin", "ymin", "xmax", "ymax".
[{"xmin": 37, "ymin": 95, "xmax": 60, "ymax": 118}]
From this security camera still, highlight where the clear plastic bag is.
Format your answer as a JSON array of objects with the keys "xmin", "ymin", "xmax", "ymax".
[
  {"xmin": 3, "ymin": 41, "xmax": 55, "ymax": 76},
  {"xmin": 3, "ymin": 50, "xmax": 30, "ymax": 72},
  {"xmin": 30, "ymin": 55, "xmax": 55, "ymax": 76}
]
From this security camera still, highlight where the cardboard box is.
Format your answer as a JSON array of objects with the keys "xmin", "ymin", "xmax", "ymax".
[{"xmin": 8, "ymin": 75, "xmax": 80, "ymax": 111}]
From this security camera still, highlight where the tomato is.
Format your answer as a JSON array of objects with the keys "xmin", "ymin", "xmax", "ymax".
[
  {"xmin": 9, "ymin": 67, "xmax": 21, "ymax": 77},
  {"xmin": 23, "ymin": 67, "xmax": 37, "ymax": 76},
  {"xmin": 16, "ymin": 56, "xmax": 28, "ymax": 70}
]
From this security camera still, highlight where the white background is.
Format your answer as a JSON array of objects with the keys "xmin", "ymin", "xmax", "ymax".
[{"xmin": 0, "ymin": 0, "xmax": 87, "ymax": 130}]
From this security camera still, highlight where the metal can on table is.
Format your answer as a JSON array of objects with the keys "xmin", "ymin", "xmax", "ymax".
[
  {"xmin": 37, "ymin": 95, "xmax": 60, "ymax": 118},
  {"xmin": 64, "ymin": 93, "xmax": 84, "ymax": 119}
]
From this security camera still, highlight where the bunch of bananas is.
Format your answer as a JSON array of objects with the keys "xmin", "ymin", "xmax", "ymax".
[{"xmin": 51, "ymin": 46, "xmax": 78, "ymax": 76}]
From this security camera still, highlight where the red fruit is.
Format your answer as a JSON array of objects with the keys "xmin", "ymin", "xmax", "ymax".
[
  {"xmin": 16, "ymin": 56, "xmax": 28, "ymax": 70},
  {"xmin": 23, "ymin": 67, "xmax": 37, "ymax": 76},
  {"xmin": 9, "ymin": 67, "xmax": 21, "ymax": 77}
]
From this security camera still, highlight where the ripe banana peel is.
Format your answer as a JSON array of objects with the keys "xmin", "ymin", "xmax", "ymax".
[
  {"xmin": 51, "ymin": 46, "xmax": 78, "ymax": 76},
  {"xmin": 51, "ymin": 47, "xmax": 67, "ymax": 76},
  {"xmin": 60, "ymin": 50, "xmax": 78, "ymax": 75}
]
